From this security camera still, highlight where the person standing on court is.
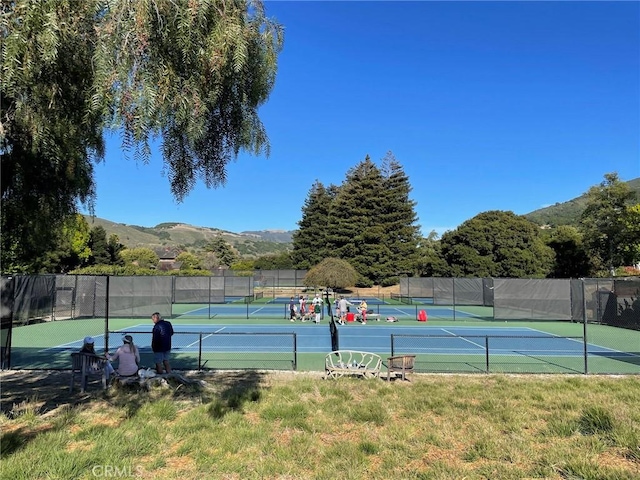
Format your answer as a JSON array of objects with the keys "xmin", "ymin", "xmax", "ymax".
[
  {"xmin": 313, "ymin": 300, "xmax": 322, "ymax": 323},
  {"xmin": 151, "ymin": 312, "xmax": 174, "ymax": 374},
  {"xmin": 289, "ymin": 297, "xmax": 297, "ymax": 322},
  {"xmin": 338, "ymin": 296, "xmax": 352, "ymax": 325},
  {"xmin": 359, "ymin": 299, "xmax": 368, "ymax": 325},
  {"xmin": 299, "ymin": 295, "xmax": 306, "ymax": 317}
]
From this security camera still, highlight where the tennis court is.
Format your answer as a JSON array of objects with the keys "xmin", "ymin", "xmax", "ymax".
[
  {"xmin": 172, "ymin": 298, "xmax": 486, "ymax": 321},
  {"xmin": 15, "ymin": 320, "xmax": 637, "ymax": 374}
]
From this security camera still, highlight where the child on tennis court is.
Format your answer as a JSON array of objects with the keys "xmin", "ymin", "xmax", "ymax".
[{"xmin": 313, "ymin": 301, "xmax": 322, "ymax": 323}]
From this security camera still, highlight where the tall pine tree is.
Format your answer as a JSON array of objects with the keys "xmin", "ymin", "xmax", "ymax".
[
  {"xmin": 379, "ymin": 152, "xmax": 421, "ymax": 282},
  {"xmin": 294, "ymin": 154, "xmax": 421, "ymax": 285},
  {"xmin": 325, "ymin": 156, "xmax": 386, "ymax": 285},
  {"xmin": 291, "ymin": 182, "xmax": 335, "ymax": 269}
]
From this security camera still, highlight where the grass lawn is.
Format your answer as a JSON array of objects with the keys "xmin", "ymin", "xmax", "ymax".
[{"xmin": 1, "ymin": 371, "xmax": 639, "ymax": 479}]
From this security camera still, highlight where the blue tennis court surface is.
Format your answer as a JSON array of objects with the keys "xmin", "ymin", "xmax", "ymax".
[
  {"xmin": 177, "ymin": 304, "xmax": 478, "ymax": 319},
  {"xmin": 52, "ymin": 324, "xmax": 632, "ymax": 360}
]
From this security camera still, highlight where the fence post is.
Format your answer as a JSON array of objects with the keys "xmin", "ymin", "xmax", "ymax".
[
  {"xmin": 582, "ymin": 279, "xmax": 588, "ymax": 375},
  {"xmin": 485, "ymin": 336, "xmax": 489, "ymax": 373},
  {"xmin": 293, "ymin": 333, "xmax": 297, "ymax": 370},
  {"xmin": 104, "ymin": 276, "xmax": 110, "ymax": 355},
  {"xmin": 198, "ymin": 332, "xmax": 203, "ymax": 370},
  {"xmin": 453, "ymin": 278, "xmax": 456, "ymax": 321}
]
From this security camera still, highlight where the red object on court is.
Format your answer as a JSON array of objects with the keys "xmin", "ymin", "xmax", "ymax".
[
  {"xmin": 346, "ymin": 312, "xmax": 355, "ymax": 322},
  {"xmin": 418, "ymin": 310, "xmax": 428, "ymax": 322}
]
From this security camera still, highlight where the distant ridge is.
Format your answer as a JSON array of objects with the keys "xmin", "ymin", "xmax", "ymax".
[
  {"xmin": 84, "ymin": 176, "xmax": 639, "ymax": 255},
  {"xmin": 524, "ymin": 177, "xmax": 640, "ymax": 227},
  {"xmin": 82, "ymin": 215, "xmax": 293, "ymax": 258}
]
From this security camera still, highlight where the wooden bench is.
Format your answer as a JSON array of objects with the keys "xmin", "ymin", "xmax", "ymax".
[
  {"xmin": 70, "ymin": 352, "xmax": 109, "ymax": 393},
  {"xmin": 386, "ymin": 355, "xmax": 416, "ymax": 381},
  {"xmin": 325, "ymin": 350, "xmax": 382, "ymax": 379}
]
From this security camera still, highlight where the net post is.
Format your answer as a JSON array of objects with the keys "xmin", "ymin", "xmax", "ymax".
[{"xmin": 198, "ymin": 332, "xmax": 203, "ymax": 370}]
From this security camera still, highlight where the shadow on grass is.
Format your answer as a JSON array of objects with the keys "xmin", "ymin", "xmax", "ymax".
[{"xmin": 1, "ymin": 369, "xmax": 268, "ymax": 456}]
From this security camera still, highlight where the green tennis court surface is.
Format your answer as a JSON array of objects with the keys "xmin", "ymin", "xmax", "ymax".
[{"xmin": 7, "ymin": 316, "xmax": 640, "ymax": 374}]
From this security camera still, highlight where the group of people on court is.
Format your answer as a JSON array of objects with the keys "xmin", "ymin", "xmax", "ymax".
[
  {"xmin": 78, "ymin": 312, "xmax": 174, "ymax": 381},
  {"xmin": 335, "ymin": 297, "xmax": 368, "ymax": 325},
  {"xmin": 289, "ymin": 294, "xmax": 323, "ymax": 323}
]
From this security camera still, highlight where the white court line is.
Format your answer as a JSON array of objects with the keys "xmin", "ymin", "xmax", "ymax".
[
  {"xmin": 186, "ymin": 326, "xmax": 226, "ymax": 348},
  {"xmin": 441, "ymin": 328, "xmax": 486, "ymax": 350},
  {"xmin": 520, "ymin": 326, "xmax": 636, "ymax": 355}
]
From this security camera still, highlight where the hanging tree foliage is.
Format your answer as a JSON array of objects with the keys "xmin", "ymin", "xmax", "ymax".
[{"xmin": 1, "ymin": 0, "xmax": 284, "ymax": 272}]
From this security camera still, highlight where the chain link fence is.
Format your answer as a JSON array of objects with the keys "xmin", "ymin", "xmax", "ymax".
[{"xmin": 2, "ymin": 274, "xmax": 638, "ymax": 373}]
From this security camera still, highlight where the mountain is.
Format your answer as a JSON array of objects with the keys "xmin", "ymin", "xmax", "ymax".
[
  {"xmin": 524, "ymin": 177, "xmax": 640, "ymax": 227},
  {"xmin": 84, "ymin": 177, "xmax": 638, "ymax": 255},
  {"xmin": 83, "ymin": 216, "xmax": 293, "ymax": 258}
]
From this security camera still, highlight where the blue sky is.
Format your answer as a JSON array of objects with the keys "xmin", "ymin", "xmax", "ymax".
[{"xmin": 85, "ymin": 1, "xmax": 640, "ymax": 236}]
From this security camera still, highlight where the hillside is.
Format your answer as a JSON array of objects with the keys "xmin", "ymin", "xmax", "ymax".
[
  {"xmin": 83, "ymin": 216, "xmax": 293, "ymax": 258},
  {"xmin": 524, "ymin": 177, "xmax": 640, "ymax": 226},
  {"xmin": 85, "ymin": 177, "xmax": 638, "ymax": 256}
]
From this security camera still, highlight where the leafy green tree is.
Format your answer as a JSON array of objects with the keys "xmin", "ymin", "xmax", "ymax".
[
  {"xmin": 231, "ymin": 259, "xmax": 255, "ymax": 271},
  {"xmin": 621, "ymin": 204, "xmax": 640, "ymax": 267},
  {"xmin": 39, "ymin": 214, "xmax": 92, "ymax": 273},
  {"xmin": 254, "ymin": 252, "xmax": 294, "ymax": 269},
  {"xmin": 416, "ymin": 231, "xmax": 448, "ymax": 277},
  {"xmin": 176, "ymin": 252, "xmax": 201, "ymax": 270},
  {"xmin": 1, "ymin": 0, "xmax": 284, "ymax": 272},
  {"xmin": 303, "ymin": 258, "xmax": 359, "ymax": 290},
  {"xmin": 119, "ymin": 248, "xmax": 159, "ymax": 270},
  {"xmin": 579, "ymin": 173, "xmax": 637, "ymax": 275},
  {"xmin": 544, "ymin": 225, "xmax": 591, "ymax": 278},
  {"xmin": 291, "ymin": 182, "xmax": 335, "ymax": 269},
  {"xmin": 1, "ymin": 1, "xmax": 104, "ymax": 272},
  {"xmin": 439, "ymin": 211, "xmax": 554, "ymax": 278}
]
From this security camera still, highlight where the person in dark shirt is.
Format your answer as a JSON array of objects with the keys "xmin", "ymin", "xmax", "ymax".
[{"xmin": 151, "ymin": 312, "xmax": 174, "ymax": 374}]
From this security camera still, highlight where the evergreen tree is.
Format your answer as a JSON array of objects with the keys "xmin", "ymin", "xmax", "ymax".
[
  {"xmin": 325, "ymin": 156, "xmax": 386, "ymax": 285},
  {"xmin": 107, "ymin": 234, "xmax": 125, "ymax": 266},
  {"xmin": 88, "ymin": 226, "xmax": 111, "ymax": 265},
  {"xmin": 205, "ymin": 237, "xmax": 238, "ymax": 267},
  {"xmin": 291, "ymin": 182, "xmax": 335, "ymax": 269},
  {"xmin": 379, "ymin": 152, "xmax": 421, "ymax": 281}
]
